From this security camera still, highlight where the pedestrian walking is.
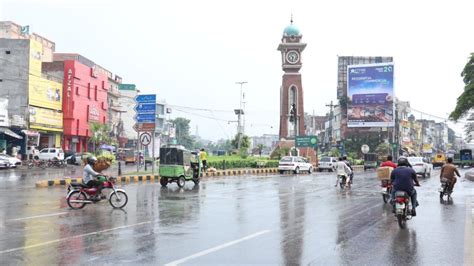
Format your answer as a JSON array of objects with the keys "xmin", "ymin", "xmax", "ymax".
[{"xmin": 199, "ymin": 148, "xmax": 208, "ymax": 172}]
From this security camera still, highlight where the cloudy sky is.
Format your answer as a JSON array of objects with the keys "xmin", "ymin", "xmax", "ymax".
[{"xmin": 1, "ymin": 0, "xmax": 472, "ymax": 141}]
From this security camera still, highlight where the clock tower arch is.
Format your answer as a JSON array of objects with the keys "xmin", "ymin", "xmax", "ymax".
[{"xmin": 277, "ymin": 19, "xmax": 307, "ymax": 139}]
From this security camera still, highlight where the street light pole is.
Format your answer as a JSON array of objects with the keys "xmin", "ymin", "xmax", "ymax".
[{"xmin": 235, "ymin": 81, "xmax": 247, "ymax": 150}]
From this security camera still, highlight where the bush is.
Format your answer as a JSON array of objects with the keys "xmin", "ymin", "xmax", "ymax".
[{"xmin": 207, "ymin": 157, "xmax": 279, "ymax": 170}]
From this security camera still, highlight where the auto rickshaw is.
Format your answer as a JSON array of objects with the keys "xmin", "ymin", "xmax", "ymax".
[
  {"xmin": 124, "ymin": 149, "xmax": 136, "ymax": 165},
  {"xmin": 159, "ymin": 146, "xmax": 201, "ymax": 188}
]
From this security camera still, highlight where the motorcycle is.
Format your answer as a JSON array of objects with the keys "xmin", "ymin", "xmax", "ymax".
[
  {"xmin": 48, "ymin": 159, "xmax": 67, "ymax": 168},
  {"xmin": 439, "ymin": 178, "xmax": 452, "ymax": 201},
  {"xmin": 394, "ymin": 191, "xmax": 414, "ymax": 229},
  {"xmin": 381, "ymin": 179, "xmax": 392, "ymax": 203},
  {"xmin": 27, "ymin": 159, "xmax": 47, "ymax": 169},
  {"xmin": 66, "ymin": 176, "xmax": 128, "ymax": 209},
  {"xmin": 338, "ymin": 174, "xmax": 350, "ymax": 190}
]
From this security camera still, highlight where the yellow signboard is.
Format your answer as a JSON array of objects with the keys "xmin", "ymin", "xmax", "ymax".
[
  {"xmin": 29, "ymin": 39, "xmax": 42, "ymax": 76},
  {"xmin": 29, "ymin": 106, "xmax": 63, "ymax": 132},
  {"xmin": 29, "ymin": 77, "xmax": 63, "ymax": 110}
]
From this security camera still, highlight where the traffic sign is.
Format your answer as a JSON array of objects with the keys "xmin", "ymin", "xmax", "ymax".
[
  {"xmin": 135, "ymin": 114, "xmax": 156, "ymax": 123},
  {"xmin": 133, "ymin": 123, "xmax": 155, "ymax": 132},
  {"xmin": 295, "ymin": 135, "xmax": 318, "ymax": 148},
  {"xmin": 118, "ymin": 84, "xmax": 136, "ymax": 91},
  {"xmin": 361, "ymin": 144, "xmax": 370, "ymax": 154},
  {"xmin": 135, "ymin": 94, "xmax": 156, "ymax": 104},
  {"xmin": 134, "ymin": 103, "xmax": 156, "ymax": 114},
  {"xmin": 140, "ymin": 132, "xmax": 152, "ymax": 146}
]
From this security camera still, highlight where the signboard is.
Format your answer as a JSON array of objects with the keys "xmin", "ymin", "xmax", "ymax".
[
  {"xmin": 29, "ymin": 39, "xmax": 42, "ymax": 76},
  {"xmin": 140, "ymin": 132, "xmax": 152, "ymax": 146},
  {"xmin": 118, "ymin": 84, "xmax": 136, "ymax": 91},
  {"xmin": 29, "ymin": 78, "xmax": 63, "ymax": 110},
  {"xmin": 134, "ymin": 123, "xmax": 155, "ymax": 132},
  {"xmin": 361, "ymin": 144, "xmax": 370, "ymax": 154},
  {"xmin": 134, "ymin": 103, "xmax": 156, "ymax": 114},
  {"xmin": 89, "ymin": 106, "xmax": 100, "ymax": 122},
  {"xmin": 29, "ymin": 106, "xmax": 63, "ymax": 132},
  {"xmin": 347, "ymin": 63, "xmax": 394, "ymax": 128},
  {"xmin": 134, "ymin": 94, "xmax": 156, "ymax": 130},
  {"xmin": 295, "ymin": 135, "xmax": 318, "ymax": 148},
  {"xmin": 0, "ymin": 98, "xmax": 9, "ymax": 127}
]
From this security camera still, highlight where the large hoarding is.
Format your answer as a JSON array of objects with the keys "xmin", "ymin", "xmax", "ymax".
[{"xmin": 347, "ymin": 63, "xmax": 394, "ymax": 127}]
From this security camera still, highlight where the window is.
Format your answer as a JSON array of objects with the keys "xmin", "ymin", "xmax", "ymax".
[
  {"xmin": 95, "ymin": 86, "xmax": 98, "ymax": 100},
  {"xmin": 5, "ymin": 51, "xmax": 10, "ymax": 54},
  {"xmin": 87, "ymin": 83, "xmax": 91, "ymax": 98},
  {"xmin": 76, "ymin": 87, "xmax": 79, "ymax": 95}
]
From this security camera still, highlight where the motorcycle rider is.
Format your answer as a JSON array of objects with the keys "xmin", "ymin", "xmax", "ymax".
[
  {"xmin": 83, "ymin": 156, "xmax": 103, "ymax": 200},
  {"xmin": 342, "ymin": 155, "xmax": 354, "ymax": 184},
  {"xmin": 440, "ymin": 157, "xmax": 460, "ymax": 192},
  {"xmin": 390, "ymin": 156, "xmax": 420, "ymax": 216},
  {"xmin": 335, "ymin": 157, "xmax": 352, "ymax": 187},
  {"xmin": 380, "ymin": 155, "xmax": 397, "ymax": 169}
]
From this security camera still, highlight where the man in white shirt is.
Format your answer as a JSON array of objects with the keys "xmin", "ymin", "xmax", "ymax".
[{"xmin": 335, "ymin": 157, "xmax": 352, "ymax": 187}]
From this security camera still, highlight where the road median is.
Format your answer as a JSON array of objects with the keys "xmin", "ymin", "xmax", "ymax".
[{"xmin": 35, "ymin": 168, "xmax": 280, "ymax": 188}]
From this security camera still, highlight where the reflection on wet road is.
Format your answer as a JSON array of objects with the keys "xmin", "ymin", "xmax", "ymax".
[{"xmin": 0, "ymin": 168, "xmax": 472, "ymax": 265}]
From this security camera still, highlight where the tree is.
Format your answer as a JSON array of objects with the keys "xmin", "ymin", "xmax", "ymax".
[
  {"xmin": 89, "ymin": 122, "xmax": 111, "ymax": 153},
  {"xmin": 375, "ymin": 143, "xmax": 391, "ymax": 159},
  {"xmin": 256, "ymin": 144, "xmax": 265, "ymax": 156},
  {"xmin": 231, "ymin": 134, "xmax": 250, "ymax": 150},
  {"xmin": 170, "ymin": 117, "xmax": 194, "ymax": 148},
  {"xmin": 450, "ymin": 53, "xmax": 474, "ymax": 120}
]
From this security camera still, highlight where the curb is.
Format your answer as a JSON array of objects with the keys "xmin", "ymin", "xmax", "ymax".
[{"xmin": 35, "ymin": 168, "xmax": 280, "ymax": 188}]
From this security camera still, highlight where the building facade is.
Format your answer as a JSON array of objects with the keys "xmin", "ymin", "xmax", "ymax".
[
  {"xmin": 118, "ymin": 85, "xmax": 138, "ymax": 146},
  {"xmin": 44, "ymin": 54, "xmax": 109, "ymax": 152}
]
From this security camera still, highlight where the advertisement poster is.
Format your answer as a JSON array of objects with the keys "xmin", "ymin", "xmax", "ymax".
[
  {"xmin": 0, "ymin": 98, "xmax": 9, "ymax": 127},
  {"xmin": 29, "ymin": 78, "xmax": 63, "ymax": 110},
  {"xmin": 347, "ymin": 63, "xmax": 394, "ymax": 127},
  {"xmin": 29, "ymin": 39, "xmax": 42, "ymax": 76},
  {"xmin": 29, "ymin": 106, "xmax": 63, "ymax": 132}
]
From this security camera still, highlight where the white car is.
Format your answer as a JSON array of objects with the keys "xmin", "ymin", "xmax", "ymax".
[
  {"xmin": 318, "ymin": 157, "xmax": 338, "ymax": 172},
  {"xmin": 37, "ymin": 148, "xmax": 65, "ymax": 161},
  {"xmin": 278, "ymin": 156, "xmax": 313, "ymax": 174},
  {"xmin": 0, "ymin": 157, "xmax": 10, "ymax": 169},
  {"xmin": 0, "ymin": 154, "xmax": 21, "ymax": 168},
  {"xmin": 407, "ymin": 157, "xmax": 433, "ymax": 178}
]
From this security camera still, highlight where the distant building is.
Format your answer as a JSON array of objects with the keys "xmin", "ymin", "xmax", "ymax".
[
  {"xmin": 251, "ymin": 134, "xmax": 279, "ymax": 154},
  {"xmin": 118, "ymin": 85, "xmax": 138, "ymax": 146}
]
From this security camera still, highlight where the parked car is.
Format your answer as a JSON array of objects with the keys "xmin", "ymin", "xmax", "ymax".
[
  {"xmin": 0, "ymin": 154, "xmax": 22, "ymax": 168},
  {"xmin": 318, "ymin": 157, "xmax": 337, "ymax": 172},
  {"xmin": 65, "ymin": 153, "xmax": 84, "ymax": 165},
  {"xmin": 278, "ymin": 156, "xmax": 313, "ymax": 174},
  {"xmin": 407, "ymin": 157, "xmax": 433, "ymax": 178},
  {"xmin": 0, "ymin": 157, "xmax": 10, "ymax": 169},
  {"xmin": 36, "ymin": 148, "xmax": 65, "ymax": 161}
]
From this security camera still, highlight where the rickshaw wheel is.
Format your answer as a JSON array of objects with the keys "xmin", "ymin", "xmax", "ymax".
[
  {"xmin": 160, "ymin": 177, "xmax": 168, "ymax": 187},
  {"xmin": 177, "ymin": 176, "xmax": 186, "ymax": 188}
]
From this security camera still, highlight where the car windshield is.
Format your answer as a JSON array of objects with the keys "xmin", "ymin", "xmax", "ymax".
[
  {"xmin": 408, "ymin": 157, "xmax": 423, "ymax": 163},
  {"xmin": 320, "ymin": 157, "xmax": 330, "ymax": 162},
  {"xmin": 280, "ymin": 157, "xmax": 293, "ymax": 162}
]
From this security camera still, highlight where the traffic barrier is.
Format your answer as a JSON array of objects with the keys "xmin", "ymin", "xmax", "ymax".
[{"xmin": 35, "ymin": 168, "xmax": 281, "ymax": 188}]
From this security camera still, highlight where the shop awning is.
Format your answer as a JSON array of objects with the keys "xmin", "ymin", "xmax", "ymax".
[{"xmin": 0, "ymin": 127, "xmax": 23, "ymax": 139}]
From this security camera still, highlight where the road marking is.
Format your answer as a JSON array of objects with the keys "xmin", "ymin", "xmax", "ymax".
[
  {"xmin": 0, "ymin": 221, "xmax": 152, "ymax": 254},
  {"xmin": 7, "ymin": 212, "xmax": 68, "ymax": 221},
  {"xmin": 164, "ymin": 230, "xmax": 271, "ymax": 266}
]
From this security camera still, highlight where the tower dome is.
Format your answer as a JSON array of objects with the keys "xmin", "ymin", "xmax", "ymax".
[{"xmin": 283, "ymin": 24, "xmax": 300, "ymax": 36}]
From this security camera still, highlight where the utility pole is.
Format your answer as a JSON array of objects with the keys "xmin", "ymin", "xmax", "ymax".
[{"xmin": 235, "ymin": 81, "xmax": 247, "ymax": 150}]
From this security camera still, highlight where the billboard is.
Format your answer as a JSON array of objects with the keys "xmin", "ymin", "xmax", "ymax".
[
  {"xmin": 29, "ymin": 106, "xmax": 63, "ymax": 132},
  {"xmin": 29, "ymin": 77, "xmax": 63, "ymax": 110},
  {"xmin": 29, "ymin": 39, "xmax": 42, "ymax": 76},
  {"xmin": 347, "ymin": 63, "xmax": 394, "ymax": 127}
]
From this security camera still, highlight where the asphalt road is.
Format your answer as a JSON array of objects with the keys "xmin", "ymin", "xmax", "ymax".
[{"xmin": 0, "ymin": 168, "xmax": 472, "ymax": 265}]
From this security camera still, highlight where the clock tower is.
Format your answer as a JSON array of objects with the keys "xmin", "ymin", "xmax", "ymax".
[{"xmin": 277, "ymin": 19, "xmax": 306, "ymax": 139}]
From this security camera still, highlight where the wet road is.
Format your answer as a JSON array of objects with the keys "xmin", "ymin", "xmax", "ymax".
[{"xmin": 0, "ymin": 168, "xmax": 473, "ymax": 265}]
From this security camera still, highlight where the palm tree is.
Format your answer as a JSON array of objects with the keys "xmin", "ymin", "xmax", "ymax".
[{"xmin": 89, "ymin": 122, "xmax": 111, "ymax": 153}]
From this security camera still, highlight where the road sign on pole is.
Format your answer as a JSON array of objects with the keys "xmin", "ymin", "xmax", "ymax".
[
  {"xmin": 140, "ymin": 132, "xmax": 152, "ymax": 146},
  {"xmin": 295, "ymin": 135, "xmax": 318, "ymax": 148}
]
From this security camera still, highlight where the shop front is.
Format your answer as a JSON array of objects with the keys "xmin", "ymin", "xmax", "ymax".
[{"xmin": 29, "ymin": 106, "xmax": 63, "ymax": 150}]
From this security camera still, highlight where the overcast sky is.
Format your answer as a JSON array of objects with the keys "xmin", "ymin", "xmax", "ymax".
[{"xmin": 1, "ymin": 0, "xmax": 472, "ymax": 141}]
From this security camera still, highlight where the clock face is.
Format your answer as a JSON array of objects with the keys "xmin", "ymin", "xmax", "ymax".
[{"xmin": 286, "ymin": 51, "xmax": 299, "ymax": 64}]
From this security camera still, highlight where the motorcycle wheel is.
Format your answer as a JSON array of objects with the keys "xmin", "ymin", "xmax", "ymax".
[
  {"xmin": 67, "ymin": 191, "xmax": 87, "ymax": 210},
  {"xmin": 27, "ymin": 162, "xmax": 33, "ymax": 169},
  {"xmin": 440, "ymin": 192, "xmax": 444, "ymax": 199},
  {"xmin": 339, "ymin": 179, "xmax": 345, "ymax": 190},
  {"xmin": 192, "ymin": 178, "xmax": 200, "ymax": 185},
  {"xmin": 383, "ymin": 194, "xmax": 389, "ymax": 203},
  {"xmin": 40, "ymin": 162, "xmax": 46, "ymax": 169},
  {"xmin": 397, "ymin": 214, "xmax": 406, "ymax": 229},
  {"xmin": 109, "ymin": 191, "xmax": 128, "ymax": 209},
  {"xmin": 160, "ymin": 177, "xmax": 168, "ymax": 187}
]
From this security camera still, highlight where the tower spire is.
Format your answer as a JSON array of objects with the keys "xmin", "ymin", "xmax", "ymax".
[{"xmin": 290, "ymin": 14, "xmax": 293, "ymax": 24}]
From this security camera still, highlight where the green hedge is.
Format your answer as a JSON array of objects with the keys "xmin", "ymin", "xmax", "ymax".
[{"xmin": 207, "ymin": 158, "xmax": 279, "ymax": 170}]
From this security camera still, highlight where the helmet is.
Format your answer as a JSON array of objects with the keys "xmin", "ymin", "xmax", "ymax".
[
  {"xmin": 87, "ymin": 156, "xmax": 97, "ymax": 166},
  {"xmin": 397, "ymin": 156, "xmax": 409, "ymax": 167}
]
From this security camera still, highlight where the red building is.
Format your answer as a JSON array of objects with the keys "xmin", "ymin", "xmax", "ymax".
[{"xmin": 44, "ymin": 54, "xmax": 109, "ymax": 152}]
